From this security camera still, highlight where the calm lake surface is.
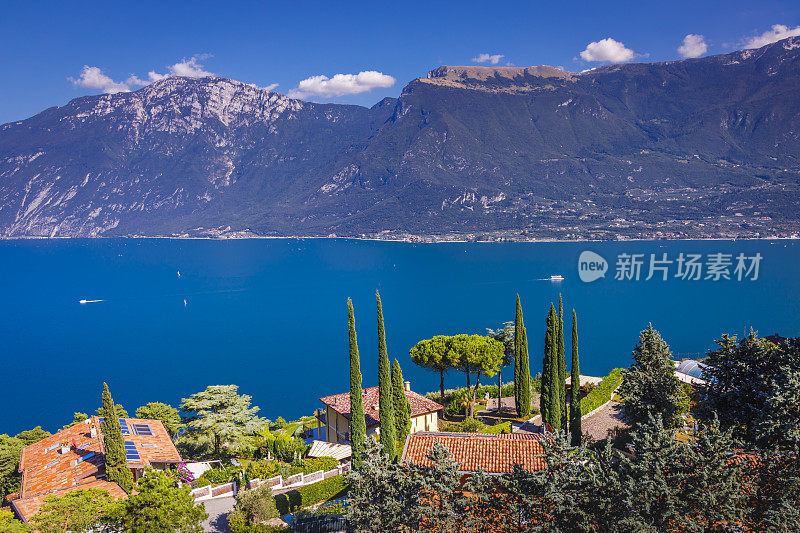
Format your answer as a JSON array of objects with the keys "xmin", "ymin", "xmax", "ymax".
[{"xmin": 1, "ymin": 238, "xmax": 798, "ymax": 434}]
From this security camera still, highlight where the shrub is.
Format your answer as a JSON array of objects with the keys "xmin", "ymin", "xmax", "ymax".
[
  {"xmin": 460, "ymin": 418, "xmax": 484, "ymax": 432},
  {"xmin": 272, "ymin": 434, "xmax": 298, "ymax": 463},
  {"xmin": 274, "ymin": 417, "xmax": 287, "ymax": 430},
  {"xmin": 480, "ymin": 421, "xmax": 512, "ymax": 434},
  {"xmin": 579, "ymin": 369, "xmax": 625, "ymax": 415},
  {"xmin": 274, "ymin": 476, "xmax": 348, "ymax": 515},
  {"xmin": 234, "ymin": 485, "xmax": 279, "ymax": 524},
  {"xmin": 200, "ymin": 464, "xmax": 240, "ymax": 485},
  {"xmin": 246, "ymin": 460, "xmax": 281, "ymax": 481}
]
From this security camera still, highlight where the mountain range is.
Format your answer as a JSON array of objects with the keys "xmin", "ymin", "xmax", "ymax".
[{"xmin": 1, "ymin": 37, "xmax": 799, "ymax": 239}]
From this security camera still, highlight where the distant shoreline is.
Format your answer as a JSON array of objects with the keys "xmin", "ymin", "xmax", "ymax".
[{"xmin": 0, "ymin": 235, "xmax": 798, "ymax": 243}]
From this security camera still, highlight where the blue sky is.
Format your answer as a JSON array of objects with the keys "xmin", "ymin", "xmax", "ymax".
[{"xmin": 1, "ymin": 0, "xmax": 799, "ymax": 124}]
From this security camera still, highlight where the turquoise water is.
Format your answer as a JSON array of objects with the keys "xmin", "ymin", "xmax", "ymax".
[{"xmin": 1, "ymin": 238, "xmax": 798, "ymax": 434}]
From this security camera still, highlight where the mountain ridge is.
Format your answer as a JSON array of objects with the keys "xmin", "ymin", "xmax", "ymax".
[{"xmin": 1, "ymin": 38, "xmax": 799, "ymax": 240}]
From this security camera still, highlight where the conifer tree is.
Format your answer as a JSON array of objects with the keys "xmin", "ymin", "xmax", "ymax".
[
  {"xmin": 100, "ymin": 383, "xmax": 133, "ymax": 493},
  {"xmin": 376, "ymin": 291, "xmax": 397, "ymax": 460},
  {"xmin": 558, "ymin": 295, "xmax": 567, "ymax": 430},
  {"xmin": 514, "ymin": 295, "xmax": 531, "ymax": 417},
  {"xmin": 546, "ymin": 304, "xmax": 562, "ymax": 430},
  {"xmin": 540, "ymin": 308, "xmax": 553, "ymax": 423},
  {"xmin": 569, "ymin": 309, "xmax": 582, "ymax": 446},
  {"xmin": 392, "ymin": 358, "xmax": 411, "ymax": 447},
  {"xmin": 619, "ymin": 324, "xmax": 687, "ymax": 429},
  {"xmin": 348, "ymin": 299, "xmax": 366, "ymax": 468}
]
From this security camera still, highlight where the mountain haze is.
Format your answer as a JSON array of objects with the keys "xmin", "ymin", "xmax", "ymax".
[{"xmin": 2, "ymin": 38, "xmax": 799, "ymax": 239}]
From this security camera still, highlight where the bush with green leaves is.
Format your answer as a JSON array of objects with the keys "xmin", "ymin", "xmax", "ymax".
[
  {"xmin": 579, "ymin": 368, "xmax": 624, "ymax": 415},
  {"xmin": 271, "ymin": 434, "xmax": 300, "ymax": 463},
  {"xmin": 274, "ymin": 476, "xmax": 348, "ymax": 515},
  {"xmin": 233, "ymin": 485, "xmax": 279, "ymax": 524},
  {"xmin": 0, "ymin": 509, "xmax": 29, "ymax": 532},
  {"xmin": 199, "ymin": 464, "xmax": 241, "ymax": 485}
]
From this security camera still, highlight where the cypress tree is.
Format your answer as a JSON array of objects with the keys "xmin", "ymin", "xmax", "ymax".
[
  {"xmin": 392, "ymin": 359, "xmax": 412, "ymax": 447},
  {"xmin": 540, "ymin": 309, "xmax": 552, "ymax": 423},
  {"xmin": 376, "ymin": 291, "xmax": 397, "ymax": 460},
  {"xmin": 514, "ymin": 295, "xmax": 531, "ymax": 418},
  {"xmin": 348, "ymin": 299, "xmax": 366, "ymax": 468},
  {"xmin": 570, "ymin": 310, "xmax": 582, "ymax": 446},
  {"xmin": 558, "ymin": 295, "xmax": 567, "ymax": 430},
  {"xmin": 547, "ymin": 303, "xmax": 562, "ymax": 430},
  {"xmin": 100, "ymin": 383, "xmax": 134, "ymax": 493}
]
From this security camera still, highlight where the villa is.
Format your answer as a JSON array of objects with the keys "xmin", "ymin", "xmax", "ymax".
[
  {"xmin": 318, "ymin": 382, "xmax": 443, "ymax": 444},
  {"xmin": 9, "ymin": 416, "xmax": 182, "ymax": 523}
]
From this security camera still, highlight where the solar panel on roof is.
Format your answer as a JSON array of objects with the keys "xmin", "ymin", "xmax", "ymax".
[
  {"xmin": 132, "ymin": 424, "xmax": 153, "ymax": 436},
  {"xmin": 124, "ymin": 441, "xmax": 140, "ymax": 461},
  {"xmin": 119, "ymin": 419, "xmax": 130, "ymax": 435}
]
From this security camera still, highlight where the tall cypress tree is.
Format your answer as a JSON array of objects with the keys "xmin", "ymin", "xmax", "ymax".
[
  {"xmin": 547, "ymin": 303, "xmax": 562, "ymax": 430},
  {"xmin": 100, "ymin": 383, "xmax": 134, "ymax": 493},
  {"xmin": 348, "ymin": 299, "xmax": 366, "ymax": 468},
  {"xmin": 376, "ymin": 291, "xmax": 397, "ymax": 460},
  {"xmin": 392, "ymin": 359, "xmax": 412, "ymax": 447},
  {"xmin": 570, "ymin": 310, "xmax": 582, "ymax": 446},
  {"xmin": 540, "ymin": 309, "xmax": 552, "ymax": 423},
  {"xmin": 514, "ymin": 295, "xmax": 531, "ymax": 418},
  {"xmin": 558, "ymin": 295, "xmax": 567, "ymax": 430}
]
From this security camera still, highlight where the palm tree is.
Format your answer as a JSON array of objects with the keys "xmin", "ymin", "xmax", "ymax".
[{"xmin": 487, "ymin": 321, "xmax": 515, "ymax": 413}]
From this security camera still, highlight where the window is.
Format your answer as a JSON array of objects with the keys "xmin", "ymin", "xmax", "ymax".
[{"xmin": 132, "ymin": 424, "xmax": 153, "ymax": 436}]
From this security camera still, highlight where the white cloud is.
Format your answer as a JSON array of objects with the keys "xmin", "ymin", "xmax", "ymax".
[
  {"xmin": 68, "ymin": 66, "xmax": 130, "ymax": 94},
  {"xmin": 579, "ymin": 38, "xmax": 636, "ymax": 63},
  {"xmin": 288, "ymin": 71, "xmax": 395, "ymax": 99},
  {"xmin": 678, "ymin": 34, "xmax": 708, "ymax": 58},
  {"xmin": 69, "ymin": 54, "xmax": 216, "ymax": 95},
  {"xmin": 744, "ymin": 24, "xmax": 800, "ymax": 49},
  {"xmin": 472, "ymin": 53, "xmax": 505, "ymax": 65}
]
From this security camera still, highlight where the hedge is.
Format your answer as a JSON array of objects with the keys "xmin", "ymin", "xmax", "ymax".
[
  {"xmin": 274, "ymin": 476, "xmax": 348, "ymax": 515},
  {"xmin": 579, "ymin": 369, "xmax": 625, "ymax": 415}
]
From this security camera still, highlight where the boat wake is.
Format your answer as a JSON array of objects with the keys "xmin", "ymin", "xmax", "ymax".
[{"xmin": 79, "ymin": 299, "xmax": 104, "ymax": 304}]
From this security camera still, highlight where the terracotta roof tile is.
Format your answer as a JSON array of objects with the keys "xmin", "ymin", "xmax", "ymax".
[
  {"xmin": 12, "ymin": 479, "xmax": 127, "ymax": 523},
  {"xmin": 15, "ymin": 417, "xmax": 181, "ymax": 504},
  {"xmin": 320, "ymin": 387, "xmax": 442, "ymax": 428},
  {"xmin": 401, "ymin": 432, "xmax": 547, "ymax": 474}
]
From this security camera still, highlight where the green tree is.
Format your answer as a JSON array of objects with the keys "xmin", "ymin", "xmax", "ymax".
[
  {"xmin": 114, "ymin": 469, "xmax": 208, "ymax": 532},
  {"xmin": 31, "ymin": 488, "xmax": 115, "ymax": 533},
  {"xmin": 0, "ymin": 434, "xmax": 24, "ymax": 501},
  {"xmin": 410, "ymin": 336, "xmax": 455, "ymax": 403},
  {"xmin": 346, "ymin": 437, "xmax": 409, "ymax": 532},
  {"xmin": 15, "ymin": 426, "xmax": 50, "ymax": 446},
  {"xmin": 376, "ymin": 291, "xmax": 397, "ymax": 460},
  {"xmin": 101, "ymin": 382, "xmax": 134, "ymax": 493},
  {"xmin": 63, "ymin": 412, "xmax": 89, "ymax": 429},
  {"xmin": 514, "ymin": 295, "xmax": 531, "ymax": 418},
  {"xmin": 557, "ymin": 294, "xmax": 567, "ymax": 430},
  {"xmin": 618, "ymin": 324, "xmax": 686, "ymax": 429},
  {"xmin": 569, "ymin": 309, "xmax": 582, "ymax": 446},
  {"xmin": 0, "ymin": 510, "xmax": 29, "ymax": 533},
  {"xmin": 392, "ymin": 358, "xmax": 412, "ymax": 448},
  {"xmin": 699, "ymin": 333, "xmax": 800, "ymax": 449},
  {"xmin": 439, "ymin": 335, "xmax": 504, "ymax": 418},
  {"xmin": 348, "ymin": 298, "xmax": 367, "ymax": 468},
  {"xmin": 487, "ymin": 321, "xmax": 515, "ymax": 412},
  {"xmin": 135, "ymin": 402, "xmax": 182, "ymax": 438},
  {"xmin": 97, "ymin": 403, "xmax": 128, "ymax": 419},
  {"xmin": 180, "ymin": 385, "xmax": 266, "ymax": 456},
  {"xmin": 544, "ymin": 304, "xmax": 562, "ymax": 430},
  {"xmin": 540, "ymin": 307, "xmax": 552, "ymax": 424}
]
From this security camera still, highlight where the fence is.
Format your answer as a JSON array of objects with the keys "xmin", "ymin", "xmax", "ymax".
[
  {"xmin": 248, "ymin": 464, "xmax": 347, "ymax": 495},
  {"xmin": 189, "ymin": 481, "xmax": 236, "ymax": 501}
]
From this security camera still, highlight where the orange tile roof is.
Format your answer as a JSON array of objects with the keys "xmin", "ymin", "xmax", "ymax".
[
  {"xmin": 320, "ymin": 387, "xmax": 443, "ymax": 428},
  {"xmin": 401, "ymin": 432, "xmax": 547, "ymax": 474},
  {"xmin": 15, "ymin": 417, "xmax": 181, "ymax": 511},
  {"xmin": 11, "ymin": 479, "xmax": 127, "ymax": 524}
]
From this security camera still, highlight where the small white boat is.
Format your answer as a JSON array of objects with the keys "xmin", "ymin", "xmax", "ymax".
[
  {"xmin": 79, "ymin": 299, "xmax": 103, "ymax": 304},
  {"xmin": 549, "ymin": 275, "xmax": 565, "ymax": 281}
]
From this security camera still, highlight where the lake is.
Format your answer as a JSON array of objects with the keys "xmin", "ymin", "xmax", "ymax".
[{"xmin": 1, "ymin": 238, "xmax": 798, "ymax": 434}]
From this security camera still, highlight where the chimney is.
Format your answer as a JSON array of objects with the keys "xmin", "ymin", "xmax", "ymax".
[
  {"xmin": 90, "ymin": 425, "xmax": 97, "ymax": 438},
  {"xmin": 404, "ymin": 381, "xmax": 411, "ymax": 392},
  {"xmin": 59, "ymin": 443, "xmax": 70, "ymax": 454}
]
